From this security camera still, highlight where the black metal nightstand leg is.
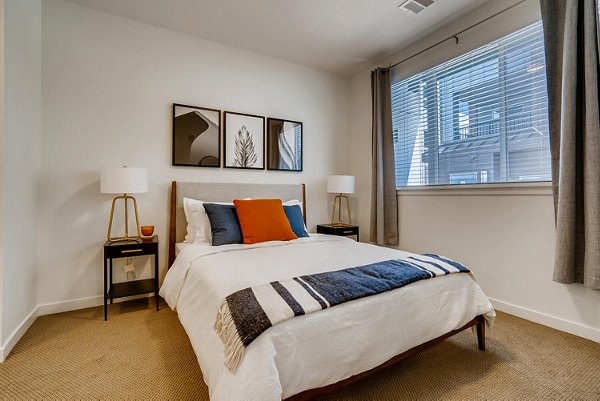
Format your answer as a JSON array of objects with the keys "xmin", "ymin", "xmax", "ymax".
[
  {"xmin": 155, "ymin": 252, "xmax": 159, "ymax": 311},
  {"xmin": 103, "ymin": 254, "xmax": 107, "ymax": 321},
  {"xmin": 109, "ymin": 258, "xmax": 113, "ymax": 304}
]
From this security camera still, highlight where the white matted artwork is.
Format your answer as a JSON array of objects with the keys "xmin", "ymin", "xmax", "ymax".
[{"xmin": 223, "ymin": 111, "xmax": 265, "ymax": 169}]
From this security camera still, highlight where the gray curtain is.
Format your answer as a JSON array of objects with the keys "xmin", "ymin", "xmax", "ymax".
[
  {"xmin": 370, "ymin": 68, "xmax": 399, "ymax": 245},
  {"xmin": 541, "ymin": 0, "xmax": 600, "ymax": 290}
]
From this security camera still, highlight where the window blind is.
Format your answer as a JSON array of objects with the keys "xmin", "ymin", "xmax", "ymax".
[{"xmin": 391, "ymin": 21, "xmax": 550, "ymax": 187}]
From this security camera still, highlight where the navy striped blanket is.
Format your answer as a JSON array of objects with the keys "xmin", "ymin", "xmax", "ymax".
[{"xmin": 214, "ymin": 253, "xmax": 470, "ymax": 371}]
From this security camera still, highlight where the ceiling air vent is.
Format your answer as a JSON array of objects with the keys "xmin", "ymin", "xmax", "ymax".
[{"xmin": 398, "ymin": 0, "xmax": 435, "ymax": 14}]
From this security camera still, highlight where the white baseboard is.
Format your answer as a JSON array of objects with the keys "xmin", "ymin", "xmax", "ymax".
[
  {"xmin": 37, "ymin": 295, "xmax": 104, "ymax": 316},
  {"xmin": 490, "ymin": 298, "xmax": 600, "ymax": 342},
  {"xmin": 1, "ymin": 295, "xmax": 105, "ymax": 362},
  {"xmin": 37, "ymin": 293, "xmax": 154, "ymax": 316},
  {"xmin": 0, "ymin": 294, "xmax": 151, "ymax": 362},
  {"xmin": 0, "ymin": 306, "xmax": 39, "ymax": 362}
]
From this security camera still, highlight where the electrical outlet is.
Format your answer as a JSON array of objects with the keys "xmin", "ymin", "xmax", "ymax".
[{"xmin": 127, "ymin": 270, "xmax": 136, "ymax": 281}]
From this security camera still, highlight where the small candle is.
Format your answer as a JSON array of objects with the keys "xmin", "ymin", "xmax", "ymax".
[{"xmin": 141, "ymin": 225, "xmax": 154, "ymax": 237}]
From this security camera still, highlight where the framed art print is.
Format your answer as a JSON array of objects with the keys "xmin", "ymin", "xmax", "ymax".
[
  {"xmin": 172, "ymin": 103, "xmax": 221, "ymax": 167},
  {"xmin": 224, "ymin": 111, "xmax": 265, "ymax": 169},
  {"xmin": 267, "ymin": 118, "xmax": 303, "ymax": 172}
]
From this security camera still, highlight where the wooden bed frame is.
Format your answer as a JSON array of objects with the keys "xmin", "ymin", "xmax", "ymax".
[
  {"xmin": 167, "ymin": 180, "xmax": 486, "ymax": 401},
  {"xmin": 288, "ymin": 315, "xmax": 485, "ymax": 400}
]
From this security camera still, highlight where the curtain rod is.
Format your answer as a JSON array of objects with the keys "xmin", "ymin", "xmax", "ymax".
[{"xmin": 386, "ymin": 0, "xmax": 529, "ymax": 69}]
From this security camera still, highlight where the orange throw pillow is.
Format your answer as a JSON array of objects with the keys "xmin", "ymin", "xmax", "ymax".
[{"xmin": 233, "ymin": 199, "xmax": 298, "ymax": 244}]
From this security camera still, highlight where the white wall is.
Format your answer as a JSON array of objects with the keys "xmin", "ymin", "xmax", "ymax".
[
  {"xmin": 38, "ymin": 0, "xmax": 351, "ymax": 310},
  {"xmin": 0, "ymin": 0, "xmax": 4, "ymax": 353},
  {"xmin": 1, "ymin": 0, "xmax": 42, "ymax": 359},
  {"xmin": 349, "ymin": 0, "xmax": 600, "ymax": 341}
]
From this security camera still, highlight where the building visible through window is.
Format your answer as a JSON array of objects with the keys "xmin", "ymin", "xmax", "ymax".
[{"xmin": 392, "ymin": 22, "xmax": 551, "ymax": 187}]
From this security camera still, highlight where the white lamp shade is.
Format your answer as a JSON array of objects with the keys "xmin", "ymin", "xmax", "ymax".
[
  {"xmin": 327, "ymin": 175, "xmax": 355, "ymax": 194},
  {"xmin": 101, "ymin": 167, "xmax": 148, "ymax": 194}
]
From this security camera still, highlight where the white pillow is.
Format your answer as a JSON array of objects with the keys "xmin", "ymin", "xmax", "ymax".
[
  {"xmin": 183, "ymin": 197, "xmax": 250, "ymax": 243},
  {"xmin": 283, "ymin": 199, "xmax": 303, "ymax": 213},
  {"xmin": 183, "ymin": 198, "xmax": 220, "ymax": 243}
]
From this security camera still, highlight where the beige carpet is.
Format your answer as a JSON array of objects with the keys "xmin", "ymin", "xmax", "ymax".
[{"xmin": 0, "ymin": 299, "xmax": 598, "ymax": 400}]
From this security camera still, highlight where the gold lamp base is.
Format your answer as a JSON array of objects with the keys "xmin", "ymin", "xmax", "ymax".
[
  {"xmin": 107, "ymin": 194, "xmax": 141, "ymax": 242},
  {"xmin": 331, "ymin": 193, "xmax": 352, "ymax": 227}
]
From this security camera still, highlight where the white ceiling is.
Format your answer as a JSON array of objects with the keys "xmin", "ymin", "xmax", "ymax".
[{"xmin": 64, "ymin": 0, "xmax": 491, "ymax": 76}]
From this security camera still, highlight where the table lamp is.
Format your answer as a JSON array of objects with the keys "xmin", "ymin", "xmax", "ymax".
[
  {"xmin": 101, "ymin": 166, "xmax": 148, "ymax": 242},
  {"xmin": 327, "ymin": 175, "xmax": 355, "ymax": 226}
]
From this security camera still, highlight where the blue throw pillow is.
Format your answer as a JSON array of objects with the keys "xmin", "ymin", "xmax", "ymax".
[
  {"xmin": 283, "ymin": 205, "xmax": 309, "ymax": 238},
  {"xmin": 203, "ymin": 203, "xmax": 243, "ymax": 246}
]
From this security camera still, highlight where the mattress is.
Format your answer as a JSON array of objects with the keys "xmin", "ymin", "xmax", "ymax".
[{"xmin": 160, "ymin": 234, "xmax": 495, "ymax": 400}]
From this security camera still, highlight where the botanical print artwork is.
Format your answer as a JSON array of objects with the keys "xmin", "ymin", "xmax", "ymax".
[
  {"xmin": 172, "ymin": 104, "xmax": 221, "ymax": 167},
  {"xmin": 224, "ymin": 112, "xmax": 265, "ymax": 169},
  {"xmin": 234, "ymin": 126, "xmax": 259, "ymax": 167},
  {"xmin": 267, "ymin": 118, "xmax": 303, "ymax": 171}
]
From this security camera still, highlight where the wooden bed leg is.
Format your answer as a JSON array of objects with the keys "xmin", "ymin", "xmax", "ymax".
[{"xmin": 476, "ymin": 315, "xmax": 485, "ymax": 351}]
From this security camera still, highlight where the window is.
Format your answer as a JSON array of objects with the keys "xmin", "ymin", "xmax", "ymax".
[{"xmin": 392, "ymin": 22, "xmax": 551, "ymax": 187}]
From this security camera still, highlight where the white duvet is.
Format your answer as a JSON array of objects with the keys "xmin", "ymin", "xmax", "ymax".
[{"xmin": 160, "ymin": 234, "xmax": 495, "ymax": 401}]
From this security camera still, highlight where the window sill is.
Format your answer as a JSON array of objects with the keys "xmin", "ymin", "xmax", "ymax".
[{"xmin": 396, "ymin": 182, "xmax": 552, "ymax": 196}]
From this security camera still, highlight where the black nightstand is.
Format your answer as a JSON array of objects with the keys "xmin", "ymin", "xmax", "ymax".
[
  {"xmin": 103, "ymin": 236, "xmax": 159, "ymax": 321},
  {"xmin": 317, "ymin": 224, "xmax": 359, "ymax": 241}
]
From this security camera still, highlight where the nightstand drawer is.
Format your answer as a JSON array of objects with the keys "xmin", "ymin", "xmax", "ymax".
[
  {"xmin": 109, "ymin": 247, "xmax": 144, "ymax": 257},
  {"xmin": 104, "ymin": 239, "xmax": 158, "ymax": 259},
  {"xmin": 317, "ymin": 224, "xmax": 359, "ymax": 241}
]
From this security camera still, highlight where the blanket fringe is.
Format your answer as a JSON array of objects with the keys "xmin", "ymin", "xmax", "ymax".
[{"xmin": 214, "ymin": 301, "xmax": 245, "ymax": 372}]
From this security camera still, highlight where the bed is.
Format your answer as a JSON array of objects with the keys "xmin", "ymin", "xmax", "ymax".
[{"xmin": 161, "ymin": 181, "xmax": 495, "ymax": 400}]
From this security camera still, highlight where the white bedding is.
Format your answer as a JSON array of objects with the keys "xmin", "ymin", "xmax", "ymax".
[
  {"xmin": 160, "ymin": 234, "xmax": 495, "ymax": 401},
  {"xmin": 175, "ymin": 242, "xmax": 190, "ymax": 256}
]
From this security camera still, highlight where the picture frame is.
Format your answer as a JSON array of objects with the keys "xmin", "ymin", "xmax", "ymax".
[
  {"xmin": 223, "ymin": 111, "xmax": 265, "ymax": 170},
  {"xmin": 267, "ymin": 118, "xmax": 303, "ymax": 172},
  {"xmin": 172, "ymin": 103, "xmax": 221, "ymax": 167}
]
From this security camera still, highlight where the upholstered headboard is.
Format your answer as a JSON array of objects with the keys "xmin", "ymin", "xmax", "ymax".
[{"xmin": 168, "ymin": 181, "xmax": 306, "ymax": 267}]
